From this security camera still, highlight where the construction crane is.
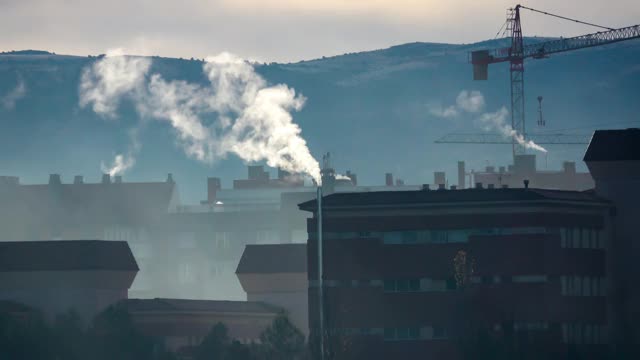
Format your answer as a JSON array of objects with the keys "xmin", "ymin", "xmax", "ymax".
[{"xmin": 438, "ymin": 5, "xmax": 640, "ymax": 158}]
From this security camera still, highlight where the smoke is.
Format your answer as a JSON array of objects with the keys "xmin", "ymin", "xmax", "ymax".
[
  {"xmin": 335, "ymin": 174, "xmax": 352, "ymax": 181},
  {"xmin": 428, "ymin": 90, "xmax": 484, "ymax": 119},
  {"xmin": 427, "ymin": 103, "xmax": 458, "ymax": 119},
  {"xmin": 100, "ymin": 129, "xmax": 141, "ymax": 176},
  {"xmin": 431, "ymin": 90, "xmax": 546, "ymax": 153},
  {"xmin": 477, "ymin": 107, "xmax": 548, "ymax": 153},
  {"xmin": 456, "ymin": 90, "xmax": 485, "ymax": 113},
  {"xmin": 1, "ymin": 77, "xmax": 27, "ymax": 110},
  {"xmin": 80, "ymin": 50, "xmax": 321, "ymax": 182},
  {"xmin": 79, "ymin": 49, "xmax": 151, "ymax": 117}
]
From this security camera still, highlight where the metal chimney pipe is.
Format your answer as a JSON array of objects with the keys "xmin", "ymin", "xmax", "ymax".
[{"xmin": 316, "ymin": 186, "xmax": 325, "ymax": 360}]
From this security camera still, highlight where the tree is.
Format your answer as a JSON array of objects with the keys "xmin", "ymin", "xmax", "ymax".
[
  {"xmin": 260, "ymin": 314, "xmax": 306, "ymax": 360},
  {"xmin": 194, "ymin": 323, "xmax": 231, "ymax": 360},
  {"xmin": 89, "ymin": 304, "xmax": 158, "ymax": 360}
]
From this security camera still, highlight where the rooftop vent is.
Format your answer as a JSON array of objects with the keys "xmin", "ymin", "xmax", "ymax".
[
  {"xmin": 114, "ymin": 175, "xmax": 123, "ymax": 184},
  {"xmin": 502, "ymin": 184, "xmax": 509, "ymax": 189},
  {"xmin": 438, "ymin": 183, "xmax": 446, "ymax": 190},
  {"xmin": 49, "ymin": 174, "xmax": 62, "ymax": 185},
  {"xmin": 450, "ymin": 185, "xmax": 457, "ymax": 190},
  {"xmin": 167, "ymin": 173, "xmax": 174, "ymax": 184},
  {"xmin": 475, "ymin": 182, "xmax": 483, "ymax": 189},
  {"xmin": 488, "ymin": 184, "xmax": 495, "ymax": 189},
  {"xmin": 524, "ymin": 179, "xmax": 530, "ymax": 189},
  {"xmin": 73, "ymin": 175, "xmax": 83, "ymax": 184},
  {"xmin": 421, "ymin": 184, "xmax": 430, "ymax": 191},
  {"xmin": 101, "ymin": 174, "xmax": 111, "ymax": 184}
]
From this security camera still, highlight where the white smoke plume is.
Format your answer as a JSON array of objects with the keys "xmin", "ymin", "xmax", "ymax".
[
  {"xmin": 101, "ymin": 154, "xmax": 135, "ymax": 177},
  {"xmin": 79, "ymin": 49, "xmax": 151, "ymax": 117},
  {"xmin": 335, "ymin": 174, "xmax": 352, "ymax": 181},
  {"xmin": 100, "ymin": 129, "xmax": 141, "ymax": 176},
  {"xmin": 456, "ymin": 90, "xmax": 485, "ymax": 113},
  {"xmin": 80, "ymin": 50, "xmax": 321, "ymax": 182},
  {"xmin": 1, "ymin": 77, "xmax": 27, "ymax": 110},
  {"xmin": 427, "ymin": 103, "xmax": 458, "ymax": 119},
  {"xmin": 429, "ymin": 90, "xmax": 484, "ymax": 119},
  {"xmin": 477, "ymin": 107, "xmax": 548, "ymax": 153}
]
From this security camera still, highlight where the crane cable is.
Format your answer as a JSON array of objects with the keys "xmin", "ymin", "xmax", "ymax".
[{"xmin": 518, "ymin": 5, "xmax": 614, "ymax": 31}]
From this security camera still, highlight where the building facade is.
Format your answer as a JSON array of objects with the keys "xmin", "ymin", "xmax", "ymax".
[
  {"xmin": 0, "ymin": 240, "xmax": 138, "ymax": 323},
  {"xmin": 300, "ymin": 188, "xmax": 612, "ymax": 359},
  {"xmin": 122, "ymin": 298, "xmax": 281, "ymax": 353},
  {"xmin": 236, "ymin": 244, "xmax": 309, "ymax": 335}
]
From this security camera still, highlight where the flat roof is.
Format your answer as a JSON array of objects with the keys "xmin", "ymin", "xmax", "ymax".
[
  {"xmin": 122, "ymin": 298, "xmax": 280, "ymax": 314},
  {"xmin": 299, "ymin": 187, "xmax": 609, "ymax": 211}
]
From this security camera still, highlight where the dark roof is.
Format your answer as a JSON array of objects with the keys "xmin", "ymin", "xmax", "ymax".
[
  {"xmin": 584, "ymin": 128, "xmax": 640, "ymax": 162},
  {"xmin": 299, "ymin": 188, "xmax": 609, "ymax": 211},
  {"xmin": 236, "ymin": 244, "xmax": 307, "ymax": 274},
  {"xmin": 0, "ymin": 240, "xmax": 138, "ymax": 272},
  {"xmin": 0, "ymin": 300, "xmax": 36, "ymax": 313},
  {"xmin": 122, "ymin": 298, "xmax": 280, "ymax": 314},
  {"xmin": 0, "ymin": 181, "xmax": 176, "ymax": 228}
]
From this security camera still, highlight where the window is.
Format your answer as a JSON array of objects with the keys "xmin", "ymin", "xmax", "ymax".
[
  {"xmin": 512, "ymin": 275, "xmax": 548, "ymax": 283},
  {"xmin": 178, "ymin": 263, "xmax": 196, "ymax": 284}
]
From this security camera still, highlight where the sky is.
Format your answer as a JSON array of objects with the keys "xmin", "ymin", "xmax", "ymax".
[{"xmin": 2, "ymin": 0, "xmax": 639, "ymax": 62}]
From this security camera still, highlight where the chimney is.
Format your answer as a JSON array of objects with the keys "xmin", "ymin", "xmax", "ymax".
[
  {"xmin": 73, "ymin": 175, "xmax": 84, "ymax": 184},
  {"xmin": 421, "ymin": 184, "xmax": 430, "ymax": 191},
  {"xmin": 207, "ymin": 177, "xmax": 221, "ymax": 203},
  {"xmin": 438, "ymin": 183, "xmax": 446, "ymax": 190},
  {"xmin": 434, "ymin": 172, "xmax": 446, "ymax": 187},
  {"xmin": 475, "ymin": 182, "xmax": 483, "ymax": 189},
  {"xmin": 114, "ymin": 175, "xmax": 123, "ymax": 183},
  {"xmin": 49, "ymin": 174, "xmax": 62, "ymax": 185},
  {"xmin": 524, "ymin": 179, "xmax": 530, "ymax": 189},
  {"xmin": 346, "ymin": 170, "xmax": 358, "ymax": 186},
  {"xmin": 457, "ymin": 161, "xmax": 465, "ymax": 189},
  {"xmin": 385, "ymin": 173, "xmax": 394, "ymax": 186},
  {"xmin": 166, "ymin": 173, "xmax": 174, "ymax": 184},
  {"xmin": 101, "ymin": 174, "xmax": 111, "ymax": 184}
]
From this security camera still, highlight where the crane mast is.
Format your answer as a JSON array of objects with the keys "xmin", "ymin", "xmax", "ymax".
[
  {"xmin": 509, "ymin": 5, "xmax": 525, "ymax": 156},
  {"xmin": 469, "ymin": 4, "xmax": 640, "ymax": 160}
]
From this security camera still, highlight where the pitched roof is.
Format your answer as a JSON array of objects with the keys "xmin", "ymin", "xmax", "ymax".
[
  {"xmin": 236, "ymin": 244, "xmax": 307, "ymax": 274},
  {"xmin": 122, "ymin": 298, "xmax": 280, "ymax": 314},
  {"xmin": 0, "ymin": 240, "xmax": 138, "ymax": 272},
  {"xmin": 584, "ymin": 128, "xmax": 640, "ymax": 162},
  {"xmin": 298, "ymin": 188, "xmax": 609, "ymax": 211}
]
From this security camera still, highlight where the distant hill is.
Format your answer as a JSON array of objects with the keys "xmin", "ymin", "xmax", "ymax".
[{"xmin": 1, "ymin": 38, "xmax": 639, "ymax": 202}]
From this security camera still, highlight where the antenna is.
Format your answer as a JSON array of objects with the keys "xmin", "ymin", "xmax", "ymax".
[{"xmin": 537, "ymin": 96, "xmax": 545, "ymax": 127}]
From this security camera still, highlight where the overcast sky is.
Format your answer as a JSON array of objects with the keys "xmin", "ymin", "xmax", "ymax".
[{"xmin": 2, "ymin": 0, "xmax": 639, "ymax": 62}]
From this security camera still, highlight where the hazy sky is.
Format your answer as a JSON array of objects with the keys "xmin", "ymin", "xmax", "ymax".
[{"xmin": 3, "ymin": 0, "xmax": 639, "ymax": 62}]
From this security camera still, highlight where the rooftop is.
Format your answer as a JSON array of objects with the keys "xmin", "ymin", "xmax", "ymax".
[
  {"xmin": 0, "ymin": 240, "xmax": 138, "ymax": 272},
  {"xmin": 236, "ymin": 244, "xmax": 307, "ymax": 274},
  {"xmin": 584, "ymin": 128, "xmax": 640, "ymax": 162},
  {"xmin": 122, "ymin": 298, "xmax": 281, "ymax": 314},
  {"xmin": 0, "ymin": 179, "xmax": 177, "ymax": 226},
  {"xmin": 298, "ymin": 187, "xmax": 609, "ymax": 211}
]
